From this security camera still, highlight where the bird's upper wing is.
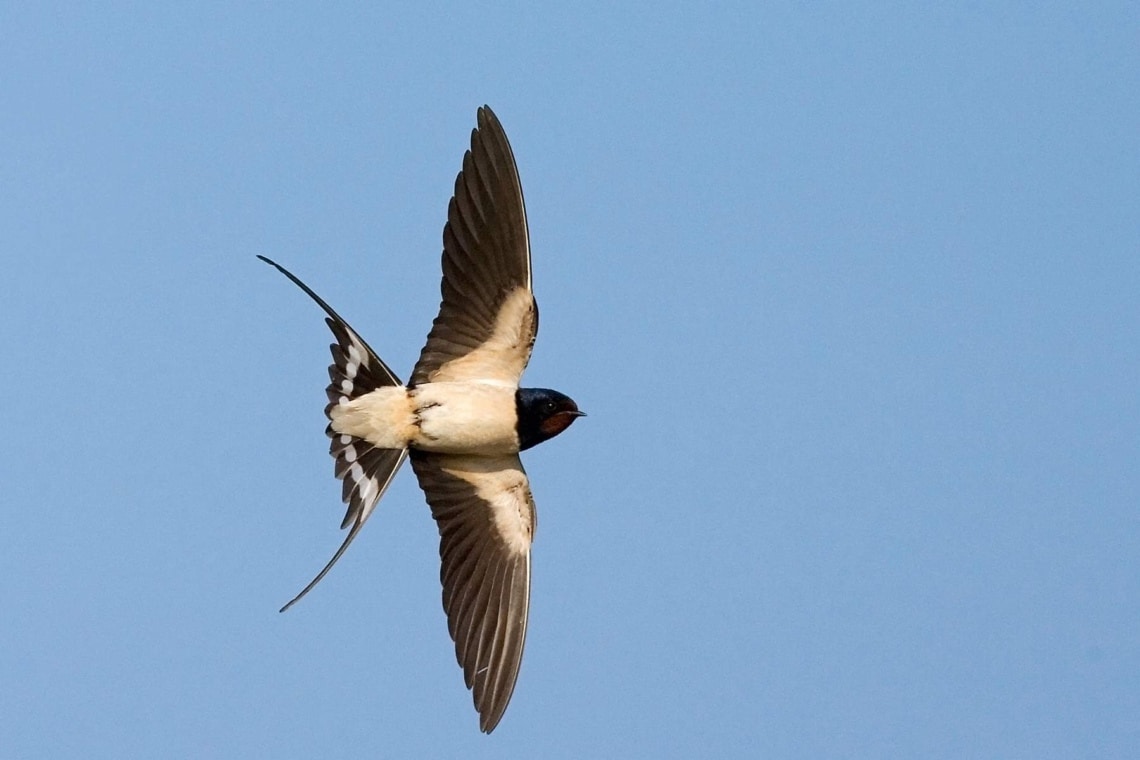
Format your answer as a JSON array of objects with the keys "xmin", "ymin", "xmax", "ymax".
[
  {"xmin": 409, "ymin": 450, "xmax": 536, "ymax": 733},
  {"xmin": 258, "ymin": 256, "xmax": 408, "ymax": 612},
  {"xmin": 411, "ymin": 106, "xmax": 537, "ymax": 388}
]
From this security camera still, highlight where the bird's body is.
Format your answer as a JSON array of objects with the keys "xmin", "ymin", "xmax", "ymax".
[
  {"xmin": 332, "ymin": 382, "xmax": 520, "ymax": 454},
  {"xmin": 260, "ymin": 106, "xmax": 581, "ymax": 734}
]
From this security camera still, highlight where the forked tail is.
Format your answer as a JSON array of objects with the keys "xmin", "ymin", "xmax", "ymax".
[{"xmin": 258, "ymin": 256, "xmax": 408, "ymax": 611}]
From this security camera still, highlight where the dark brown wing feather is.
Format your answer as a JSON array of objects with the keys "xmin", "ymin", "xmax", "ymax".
[
  {"xmin": 411, "ymin": 106, "xmax": 537, "ymax": 387},
  {"xmin": 409, "ymin": 450, "xmax": 535, "ymax": 733}
]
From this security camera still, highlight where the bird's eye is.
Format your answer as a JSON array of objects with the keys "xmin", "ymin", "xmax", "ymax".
[{"xmin": 543, "ymin": 401, "xmax": 557, "ymax": 414}]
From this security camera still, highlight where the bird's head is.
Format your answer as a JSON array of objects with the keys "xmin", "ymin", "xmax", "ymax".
[{"xmin": 515, "ymin": 388, "xmax": 585, "ymax": 451}]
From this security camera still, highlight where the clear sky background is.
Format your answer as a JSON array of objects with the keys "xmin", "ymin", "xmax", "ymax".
[{"xmin": 2, "ymin": 4, "xmax": 1138, "ymax": 758}]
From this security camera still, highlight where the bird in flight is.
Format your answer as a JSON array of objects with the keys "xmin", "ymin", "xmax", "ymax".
[{"xmin": 258, "ymin": 106, "xmax": 583, "ymax": 733}]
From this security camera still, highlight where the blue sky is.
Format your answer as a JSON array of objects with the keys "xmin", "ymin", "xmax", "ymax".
[{"xmin": 2, "ymin": 3, "xmax": 1138, "ymax": 757}]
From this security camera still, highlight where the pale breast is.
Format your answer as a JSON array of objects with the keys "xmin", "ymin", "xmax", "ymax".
[{"xmin": 410, "ymin": 382, "xmax": 520, "ymax": 455}]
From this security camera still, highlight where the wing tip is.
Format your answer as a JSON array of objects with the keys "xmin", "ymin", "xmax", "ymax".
[
  {"xmin": 474, "ymin": 105, "xmax": 509, "ymax": 149},
  {"xmin": 477, "ymin": 104, "xmax": 499, "ymax": 127}
]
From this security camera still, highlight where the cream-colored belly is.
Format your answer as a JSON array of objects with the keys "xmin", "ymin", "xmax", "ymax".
[{"xmin": 327, "ymin": 382, "xmax": 519, "ymax": 455}]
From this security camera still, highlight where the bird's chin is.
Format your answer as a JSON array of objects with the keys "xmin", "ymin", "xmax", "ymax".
[{"xmin": 540, "ymin": 410, "xmax": 584, "ymax": 439}]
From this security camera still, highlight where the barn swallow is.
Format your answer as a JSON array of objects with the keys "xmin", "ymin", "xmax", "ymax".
[{"xmin": 259, "ymin": 106, "xmax": 582, "ymax": 733}]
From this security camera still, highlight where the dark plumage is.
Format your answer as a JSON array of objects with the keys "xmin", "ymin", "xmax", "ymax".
[{"xmin": 516, "ymin": 388, "xmax": 586, "ymax": 451}]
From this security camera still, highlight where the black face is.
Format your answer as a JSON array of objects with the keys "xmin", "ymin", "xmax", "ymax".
[{"xmin": 515, "ymin": 387, "xmax": 584, "ymax": 451}]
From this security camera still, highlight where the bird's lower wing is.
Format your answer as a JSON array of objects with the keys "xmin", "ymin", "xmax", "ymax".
[{"xmin": 409, "ymin": 450, "xmax": 536, "ymax": 733}]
